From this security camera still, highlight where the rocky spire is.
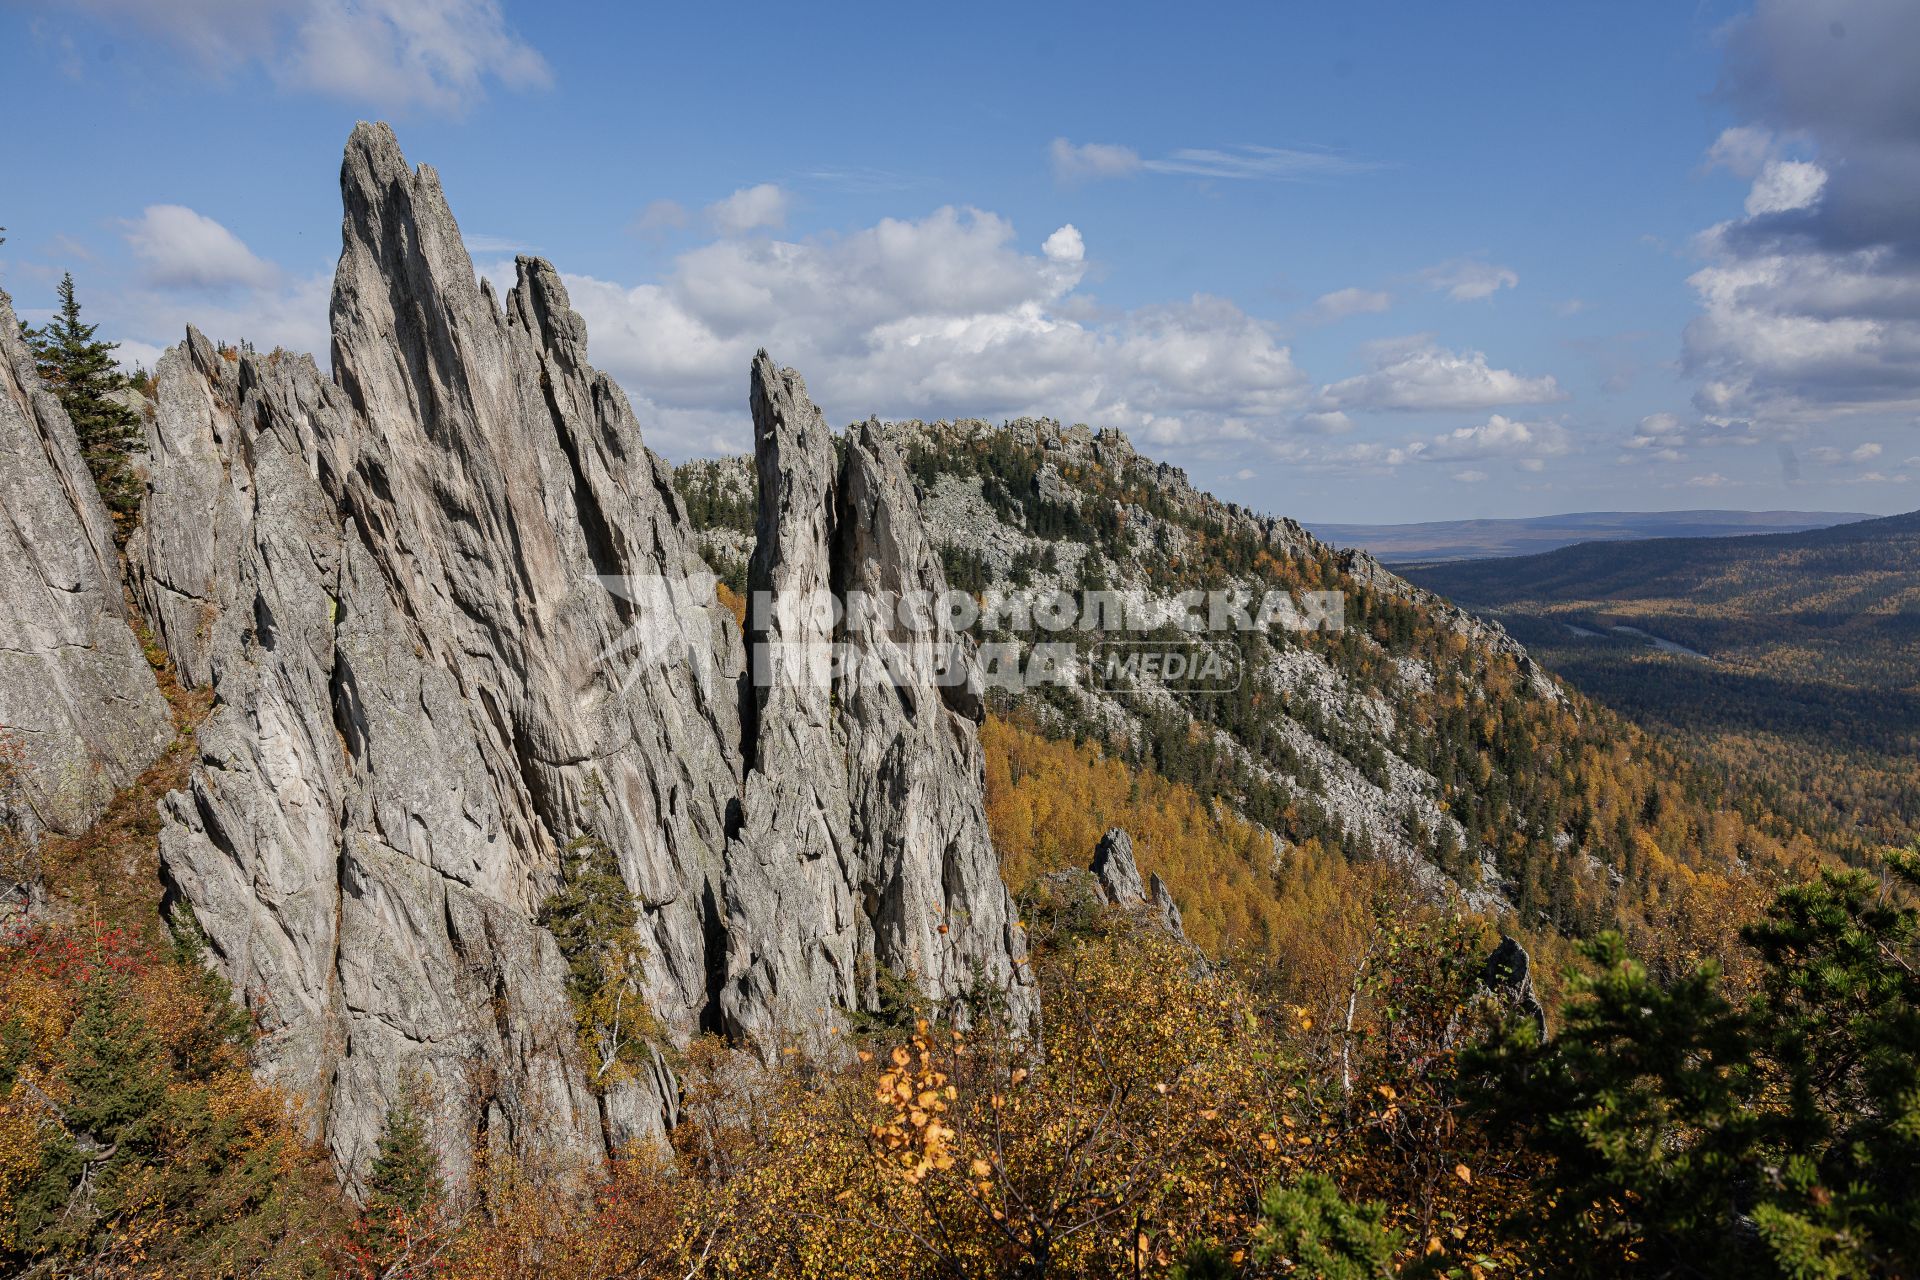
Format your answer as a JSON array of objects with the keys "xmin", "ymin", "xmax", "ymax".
[
  {"xmin": 1091, "ymin": 828, "xmax": 1147, "ymax": 908},
  {"xmin": 836, "ymin": 417, "xmax": 1032, "ymax": 1022},
  {"xmin": 718, "ymin": 354, "xmax": 860, "ymax": 1050},
  {"xmin": 133, "ymin": 122, "xmax": 751, "ymax": 1188},
  {"xmin": 1089, "ymin": 827, "xmax": 1196, "ymax": 949},
  {"xmin": 0, "ymin": 286, "xmax": 170, "ymax": 841},
  {"xmin": 720, "ymin": 359, "xmax": 1034, "ymax": 1047},
  {"xmin": 109, "ymin": 123, "xmax": 1035, "ymax": 1190}
]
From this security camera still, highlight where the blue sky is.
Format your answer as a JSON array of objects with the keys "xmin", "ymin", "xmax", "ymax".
[{"xmin": 3, "ymin": 0, "xmax": 1916, "ymax": 522}]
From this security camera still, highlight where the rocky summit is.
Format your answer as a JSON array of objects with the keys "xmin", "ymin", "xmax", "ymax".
[{"xmin": 2, "ymin": 122, "xmax": 1030, "ymax": 1191}]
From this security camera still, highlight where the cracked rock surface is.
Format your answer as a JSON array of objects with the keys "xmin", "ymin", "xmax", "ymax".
[
  {"xmin": 0, "ymin": 287, "xmax": 171, "ymax": 841},
  {"xmin": 86, "ymin": 123, "xmax": 1035, "ymax": 1188},
  {"xmin": 719, "ymin": 362, "xmax": 1033, "ymax": 1052}
]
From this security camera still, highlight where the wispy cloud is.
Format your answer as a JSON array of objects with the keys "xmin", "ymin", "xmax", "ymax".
[
  {"xmin": 1145, "ymin": 144, "xmax": 1382, "ymax": 181},
  {"xmin": 1418, "ymin": 257, "xmax": 1518, "ymax": 302},
  {"xmin": 463, "ymin": 233, "xmax": 539, "ymax": 254},
  {"xmin": 1302, "ymin": 287, "xmax": 1392, "ymax": 325},
  {"xmin": 798, "ymin": 167, "xmax": 932, "ymax": 194},
  {"xmin": 1051, "ymin": 137, "xmax": 1381, "ymax": 185},
  {"xmin": 629, "ymin": 200, "xmax": 690, "ymax": 237},
  {"xmin": 1050, "ymin": 139, "xmax": 1144, "ymax": 182},
  {"xmin": 41, "ymin": 0, "xmax": 549, "ymax": 114}
]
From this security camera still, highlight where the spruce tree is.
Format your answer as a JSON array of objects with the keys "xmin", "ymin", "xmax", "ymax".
[
  {"xmin": 365, "ymin": 1085, "xmax": 440, "ymax": 1221},
  {"xmin": 1171, "ymin": 1174, "xmax": 1401, "ymax": 1280},
  {"xmin": 62, "ymin": 977, "xmax": 167, "ymax": 1145},
  {"xmin": 351, "ymin": 1081, "xmax": 442, "ymax": 1271},
  {"xmin": 26, "ymin": 273, "xmax": 143, "ymax": 536}
]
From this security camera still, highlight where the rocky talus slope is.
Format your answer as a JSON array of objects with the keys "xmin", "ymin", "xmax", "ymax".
[
  {"xmin": 0, "ymin": 289, "xmax": 171, "ymax": 843},
  {"xmin": 0, "ymin": 123, "xmax": 1028, "ymax": 1191}
]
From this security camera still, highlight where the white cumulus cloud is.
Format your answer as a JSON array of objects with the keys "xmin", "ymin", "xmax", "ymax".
[
  {"xmin": 541, "ymin": 207, "xmax": 1313, "ymax": 457},
  {"xmin": 1418, "ymin": 414, "xmax": 1571, "ymax": 462},
  {"xmin": 705, "ymin": 184, "xmax": 790, "ymax": 236},
  {"xmin": 1042, "ymin": 224, "xmax": 1085, "ymax": 264},
  {"xmin": 122, "ymin": 205, "xmax": 279, "ymax": 290},
  {"xmin": 1681, "ymin": 0, "xmax": 1920, "ymax": 426},
  {"xmin": 1744, "ymin": 160, "xmax": 1828, "ymax": 216},
  {"xmin": 1319, "ymin": 339, "xmax": 1565, "ymax": 412}
]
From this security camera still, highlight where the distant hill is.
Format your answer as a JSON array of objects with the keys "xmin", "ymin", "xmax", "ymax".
[
  {"xmin": 1309, "ymin": 509, "xmax": 1873, "ymax": 563},
  {"xmin": 674, "ymin": 420, "xmax": 1860, "ymax": 994},
  {"xmin": 1406, "ymin": 510, "xmax": 1920, "ymax": 845}
]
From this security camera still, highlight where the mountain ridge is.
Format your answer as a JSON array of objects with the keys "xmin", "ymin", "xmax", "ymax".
[
  {"xmin": 1308, "ymin": 508, "xmax": 1876, "ymax": 563},
  {"xmin": 1405, "ymin": 510, "xmax": 1920, "ymax": 846}
]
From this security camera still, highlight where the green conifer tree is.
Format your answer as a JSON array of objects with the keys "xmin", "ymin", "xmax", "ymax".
[
  {"xmin": 364, "ymin": 1085, "xmax": 440, "ymax": 1221},
  {"xmin": 12, "ymin": 977, "xmax": 170, "ymax": 1256},
  {"xmin": 1740, "ymin": 849, "xmax": 1920, "ymax": 1276},
  {"xmin": 1171, "ymin": 1174, "xmax": 1402, "ymax": 1279},
  {"xmin": 538, "ymin": 832, "xmax": 661, "ymax": 1087},
  {"xmin": 62, "ymin": 977, "xmax": 167, "ymax": 1144},
  {"xmin": 352, "ymin": 1080, "xmax": 443, "ymax": 1271},
  {"xmin": 1468, "ymin": 846, "xmax": 1920, "ymax": 1278},
  {"xmin": 26, "ymin": 273, "xmax": 143, "ymax": 536}
]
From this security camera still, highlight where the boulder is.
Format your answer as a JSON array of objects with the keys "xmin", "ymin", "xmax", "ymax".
[{"xmin": 1482, "ymin": 935, "xmax": 1548, "ymax": 1040}]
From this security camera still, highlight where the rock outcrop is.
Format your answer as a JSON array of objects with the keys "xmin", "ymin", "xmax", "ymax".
[
  {"xmin": 719, "ymin": 357, "xmax": 858, "ymax": 1050},
  {"xmin": 719, "ymin": 364, "xmax": 1031, "ymax": 1049},
  {"xmin": 127, "ymin": 124, "xmax": 752, "ymax": 1186},
  {"xmin": 835, "ymin": 417, "xmax": 1028, "ymax": 1018},
  {"xmin": 0, "ymin": 288, "xmax": 171, "ymax": 841},
  {"xmin": 1091, "ymin": 828, "xmax": 1147, "ymax": 908},
  {"xmin": 1482, "ymin": 935, "xmax": 1547, "ymax": 1040},
  {"xmin": 105, "ymin": 123, "xmax": 1031, "ymax": 1190},
  {"xmin": 1085, "ymin": 827, "xmax": 1195, "ymax": 949}
]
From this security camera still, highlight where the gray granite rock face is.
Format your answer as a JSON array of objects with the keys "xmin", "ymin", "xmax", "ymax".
[
  {"xmin": 1091, "ymin": 828, "xmax": 1147, "ymax": 909},
  {"xmin": 132, "ymin": 329, "xmax": 612, "ymax": 1192},
  {"xmin": 720, "ymin": 362, "xmax": 1032, "ymax": 1048},
  {"xmin": 133, "ymin": 123, "xmax": 750, "ymax": 1189},
  {"xmin": 120, "ymin": 124, "xmax": 1033, "ymax": 1190},
  {"xmin": 836, "ymin": 418, "xmax": 1032, "ymax": 1024},
  {"xmin": 0, "ymin": 288, "xmax": 171, "ymax": 840},
  {"xmin": 719, "ymin": 356, "xmax": 859, "ymax": 1052}
]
